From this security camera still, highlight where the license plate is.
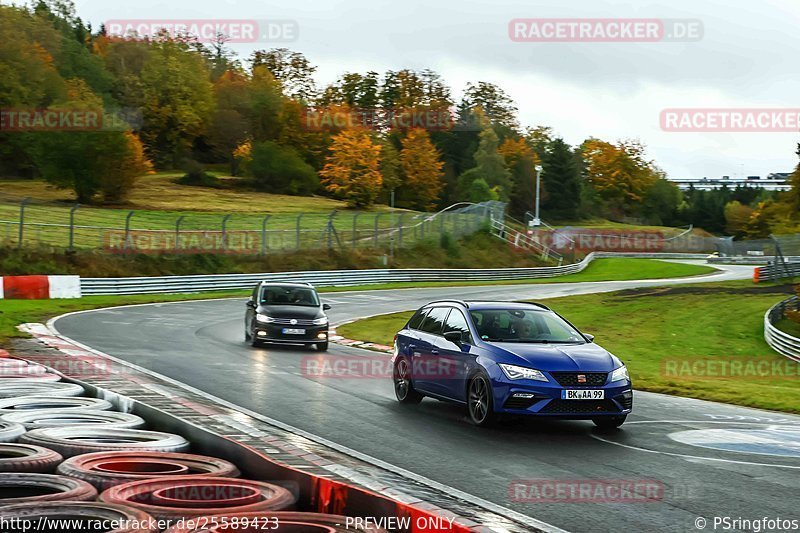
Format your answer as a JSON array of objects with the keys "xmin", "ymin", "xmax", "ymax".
[
  {"xmin": 282, "ymin": 328, "xmax": 306, "ymax": 335},
  {"xmin": 561, "ymin": 389, "xmax": 604, "ymax": 400}
]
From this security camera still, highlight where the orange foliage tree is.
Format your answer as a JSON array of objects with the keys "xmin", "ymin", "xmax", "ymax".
[
  {"xmin": 319, "ymin": 129, "xmax": 383, "ymax": 208},
  {"xmin": 399, "ymin": 128, "xmax": 444, "ymax": 211}
]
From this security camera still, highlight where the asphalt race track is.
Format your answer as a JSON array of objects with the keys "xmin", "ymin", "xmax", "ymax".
[{"xmin": 54, "ymin": 263, "xmax": 800, "ymax": 532}]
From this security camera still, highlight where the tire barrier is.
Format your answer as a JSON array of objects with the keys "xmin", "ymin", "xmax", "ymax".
[
  {"xmin": 99, "ymin": 476, "xmax": 296, "ymax": 521},
  {"xmin": 0, "ymin": 381, "xmax": 85, "ymax": 399},
  {"xmin": 0, "ymin": 396, "xmax": 113, "ymax": 414},
  {"xmin": 0, "ymin": 501, "xmax": 159, "ymax": 533},
  {"xmin": 0, "ymin": 420, "xmax": 25, "ymax": 443},
  {"xmin": 165, "ymin": 512, "xmax": 388, "ymax": 532},
  {"xmin": 2, "ymin": 410, "xmax": 145, "ymax": 431},
  {"xmin": 58, "ymin": 451, "xmax": 241, "ymax": 490},
  {"xmin": 20, "ymin": 427, "xmax": 191, "ymax": 458},
  {"xmin": 0, "ymin": 443, "xmax": 63, "ymax": 473},
  {"xmin": 0, "ymin": 472, "xmax": 97, "ymax": 504}
]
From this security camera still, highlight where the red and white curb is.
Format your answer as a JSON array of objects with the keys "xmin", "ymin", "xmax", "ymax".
[{"xmin": 1, "ymin": 275, "xmax": 81, "ymax": 299}]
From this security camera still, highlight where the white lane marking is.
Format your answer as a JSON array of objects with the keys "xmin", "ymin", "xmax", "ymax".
[
  {"xmin": 46, "ymin": 315, "xmax": 565, "ymax": 533},
  {"xmin": 591, "ymin": 420, "xmax": 800, "ymax": 469}
]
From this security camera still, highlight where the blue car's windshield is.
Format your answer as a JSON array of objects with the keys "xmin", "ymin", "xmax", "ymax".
[{"xmin": 469, "ymin": 309, "xmax": 585, "ymax": 344}]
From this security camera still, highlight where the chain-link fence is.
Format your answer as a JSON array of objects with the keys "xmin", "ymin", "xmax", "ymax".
[{"xmin": 0, "ymin": 194, "xmax": 500, "ymax": 255}]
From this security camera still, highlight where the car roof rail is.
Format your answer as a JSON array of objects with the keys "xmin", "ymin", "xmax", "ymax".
[
  {"xmin": 424, "ymin": 299, "xmax": 469, "ymax": 308},
  {"xmin": 465, "ymin": 299, "xmax": 550, "ymax": 311}
]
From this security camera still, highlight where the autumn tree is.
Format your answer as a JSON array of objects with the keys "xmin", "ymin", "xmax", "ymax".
[
  {"xmin": 251, "ymin": 48, "xmax": 317, "ymax": 101},
  {"xmin": 319, "ymin": 130, "xmax": 383, "ymax": 208},
  {"xmin": 499, "ymin": 137, "xmax": 540, "ymax": 217},
  {"xmin": 457, "ymin": 120, "xmax": 511, "ymax": 202},
  {"xmin": 399, "ymin": 128, "xmax": 445, "ymax": 210},
  {"xmin": 581, "ymin": 138, "xmax": 661, "ymax": 216},
  {"xmin": 461, "ymin": 81, "xmax": 518, "ymax": 131}
]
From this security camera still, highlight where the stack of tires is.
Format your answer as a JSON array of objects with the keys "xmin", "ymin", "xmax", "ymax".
[{"xmin": 0, "ymin": 358, "xmax": 387, "ymax": 532}]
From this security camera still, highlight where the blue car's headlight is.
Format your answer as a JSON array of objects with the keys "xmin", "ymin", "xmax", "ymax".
[
  {"xmin": 311, "ymin": 317, "xmax": 328, "ymax": 326},
  {"xmin": 610, "ymin": 365, "xmax": 630, "ymax": 383},
  {"xmin": 499, "ymin": 363, "xmax": 548, "ymax": 382},
  {"xmin": 256, "ymin": 314, "xmax": 276, "ymax": 323}
]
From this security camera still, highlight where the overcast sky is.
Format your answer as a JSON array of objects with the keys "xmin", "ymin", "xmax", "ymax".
[{"xmin": 69, "ymin": 0, "xmax": 800, "ymax": 179}]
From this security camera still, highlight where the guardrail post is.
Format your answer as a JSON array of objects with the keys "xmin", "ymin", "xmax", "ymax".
[
  {"xmin": 123, "ymin": 211, "xmax": 134, "ymax": 252},
  {"xmin": 260, "ymin": 215, "xmax": 271, "ymax": 255},
  {"xmin": 397, "ymin": 213, "xmax": 405, "ymax": 246},
  {"xmin": 221, "ymin": 214, "xmax": 232, "ymax": 251},
  {"xmin": 296, "ymin": 213, "xmax": 305, "ymax": 250},
  {"xmin": 17, "ymin": 197, "xmax": 30, "ymax": 249},
  {"xmin": 68, "ymin": 203, "xmax": 79, "ymax": 252},
  {"xmin": 175, "ymin": 216, "xmax": 185, "ymax": 252},
  {"xmin": 327, "ymin": 210, "xmax": 337, "ymax": 250},
  {"xmin": 352, "ymin": 212, "xmax": 361, "ymax": 249},
  {"xmin": 373, "ymin": 213, "xmax": 382, "ymax": 248}
]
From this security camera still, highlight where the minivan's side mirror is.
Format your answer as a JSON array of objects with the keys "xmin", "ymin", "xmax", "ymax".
[
  {"xmin": 584, "ymin": 333, "xmax": 595, "ymax": 342},
  {"xmin": 444, "ymin": 331, "xmax": 463, "ymax": 346},
  {"xmin": 322, "ymin": 303, "xmax": 332, "ymax": 311},
  {"xmin": 246, "ymin": 300, "xmax": 256, "ymax": 308}
]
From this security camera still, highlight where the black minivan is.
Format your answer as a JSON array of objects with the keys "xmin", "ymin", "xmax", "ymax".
[{"xmin": 245, "ymin": 282, "xmax": 331, "ymax": 351}]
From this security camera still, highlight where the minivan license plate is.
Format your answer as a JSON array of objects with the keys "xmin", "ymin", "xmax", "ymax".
[{"xmin": 282, "ymin": 328, "xmax": 305, "ymax": 335}]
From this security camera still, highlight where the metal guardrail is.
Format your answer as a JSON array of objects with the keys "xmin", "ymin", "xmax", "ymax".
[
  {"xmin": 79, "ymin": 251, "xmax": 717, "ymax": 295},
  {"xmin": 756, "ymin": 262, "xmax": 800, "ymax": 281},
  {"xmin": 81, "ymin": 253, "xmax": 597, "ymax": 295},
  {"xmin": 764, "ymin": 296, "xmax": 800, "ymax": 363}
]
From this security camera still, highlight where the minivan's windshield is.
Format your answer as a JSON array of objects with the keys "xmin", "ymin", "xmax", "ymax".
[
  {"xmin": 469, "ymin": 309, "xmax": 585, "ymax": 344},
  {"xmin": 260, "ymin": 286, "xmax": 320, "ymax": 307}
]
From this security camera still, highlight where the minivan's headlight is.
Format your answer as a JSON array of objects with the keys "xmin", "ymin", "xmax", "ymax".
[
  {"xmin": 311, "ymin": 317, "xmax": 328, "ymax": 326},
  {"xmin": 498, "ymin": 363, "xmax": 548, "ymax": 382},
  {"xmin": 256, "ymin": 314, "xmax": 276, "ymax": 323},
  {"xmin": 610, "ymin": 365, "xmax": 629, "ymax": 383}
]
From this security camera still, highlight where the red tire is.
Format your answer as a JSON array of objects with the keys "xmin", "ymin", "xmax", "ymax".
[
  {"xmin": 99, "ymin": 476, "xmax": 296, "ymax": 521},
  {"xmin": 165, "ymin": 512, "xmax": 388, "ymax": 532},
  {"xmin": 0, "ymin": 501, "xmax": 159, "ymax": 533},
  {"xmin": 0, "ymin": 443, "xmax": 63, "ymax": 473},
  {"xmin": 0, "ymin": 473, "xmax": 97, "ymax": 504},
  {"xmin": 58, "ymin": 451, "xmax": 240, "ymax": 490}
]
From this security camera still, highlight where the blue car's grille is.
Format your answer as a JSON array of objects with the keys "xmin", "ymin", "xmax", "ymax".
[
  {"xmin": 550, "ymin": 372, "xmax": 608, "ymax": 387},
  {"xmin": 503, "ymin": 396, "xmax": 540, "ymax": 410},
  {"xmin": 541, "ymin": 399, "xmax": 620, "ymax": 414}
]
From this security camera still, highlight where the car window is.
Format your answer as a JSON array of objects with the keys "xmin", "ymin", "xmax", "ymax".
[
  {"xmin": 443, "ymin": 309, "xmax": 471, "ymax": 342},
  {"xmin": 469, "ymin": 308, "xmax": 584, "ymax": 343},
  {"xmin": 407, "ymin": 308, "xmax": 428, "ymax": 330},
  {"xmin": 419, "ymin": 307, "xmax": 448, "ymax": 335},
  {"xmin": 260, "ymin": 286, "xmax": 320, "ymax": 307}
]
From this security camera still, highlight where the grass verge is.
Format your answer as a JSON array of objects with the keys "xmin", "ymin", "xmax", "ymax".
[{"xmin": 337, "ymin": 280, "xmax": 799, "ymax": 414}]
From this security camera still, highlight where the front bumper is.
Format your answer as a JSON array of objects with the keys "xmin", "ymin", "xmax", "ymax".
[
  {"xmin": 489, "ymin": 366, "xmax": 633, "ymax": 418},
  {"xmin": 254, "ymin": 323, "xmax": 329, "ymax": 345}
]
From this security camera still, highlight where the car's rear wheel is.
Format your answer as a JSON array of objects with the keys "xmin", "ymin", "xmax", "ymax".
[
  {"xmin": 592, "ymin": 415, "xmax": 627, "ymax": 429},
  {"xmin": 467, "ymin": 373, "xmax": 496, "ymax": 427},
  {"xmin": 393, "ymin": 358, "xmax": 422, "ymax": 404},
  {"xmin": 316, "ymin": 342, "xmax": 328, "ymax": 352}
]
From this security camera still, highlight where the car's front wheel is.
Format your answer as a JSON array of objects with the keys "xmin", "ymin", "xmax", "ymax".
[
  {"xmin": 316, "ymin": 342, "xmax": 328, "ymax": 352},
  {"xmin": 592, "ymin": 415, "xmax": 627, "ymax": 429},
  {"xmin": 393, "ymin": 358, "xmax": 422, "ymax": 404},
  {"xmin": 467, "ymin": 373, "xmax": 496, "ymax": 427}
]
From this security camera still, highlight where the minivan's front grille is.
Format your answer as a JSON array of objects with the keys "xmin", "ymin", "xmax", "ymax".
[
  {"xmin": 270, "ymin": 318, "xmax": 317, "ymax": 326},
  {"xmin": 550, "ymin": 372, "xmax": 608, "ymax": 387}
]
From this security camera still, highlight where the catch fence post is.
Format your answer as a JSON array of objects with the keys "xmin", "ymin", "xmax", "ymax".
[
  {"xmin": 68, "ymin": 203, "xmax": 79, "ymax": 251},
  {"xmin": 261, "ymin": 215, "xmax": 271, "ymax": 255},
  {"xmin": 17, "ymin": 197, "xmax": 30, "ymax": 249}
]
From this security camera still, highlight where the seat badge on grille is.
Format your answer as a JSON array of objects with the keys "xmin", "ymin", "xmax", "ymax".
[{"xmin": 577, "ymin": 374, "xmax": 587, "ymax": 383}]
